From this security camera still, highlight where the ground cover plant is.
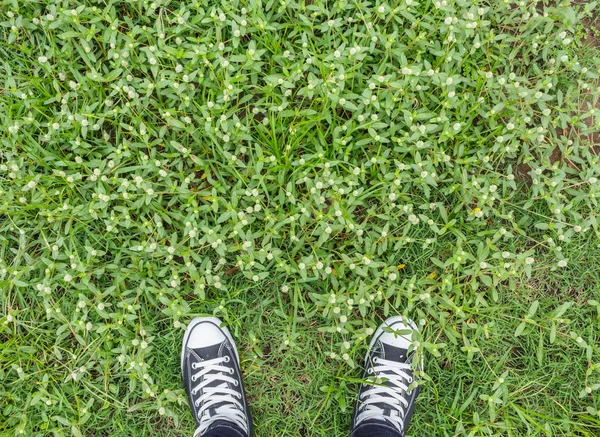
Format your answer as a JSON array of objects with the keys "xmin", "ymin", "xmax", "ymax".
[{"xmin": 2, "ymin": 0, "xmax": 600, "ymax": 435}]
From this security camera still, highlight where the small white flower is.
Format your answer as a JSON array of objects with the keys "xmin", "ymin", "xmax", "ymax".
[
  {"xmin": 557, "ymin": 259, "xmax": 568, "ymax": 268},
  {"xmin": 38, "ymin": 56, "xmax": 48, "ymax": 63},
  {"xmin": 526, "ymin": 257, "xmax": 535, "ymax": 265}
]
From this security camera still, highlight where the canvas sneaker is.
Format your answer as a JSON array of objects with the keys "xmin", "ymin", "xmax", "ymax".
[
  {"xmin": 181, "ymin": 317, "xmax": 252, "ymax": 437},
  {"xmin": 351, "ymin": 316, "xmax": 422, "ymax": 437}
]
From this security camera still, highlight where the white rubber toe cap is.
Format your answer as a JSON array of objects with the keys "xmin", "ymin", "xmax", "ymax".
[
  {"xmin": 186, "ymin": 321, "xmax": 226, "ymax": 348},
  {"xmin": 371, "ymin": 315, "xmax": 419, "ymax": 350}
]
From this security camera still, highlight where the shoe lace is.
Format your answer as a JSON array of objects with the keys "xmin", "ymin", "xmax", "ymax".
[
  {"xmin": 355, "ymin": 356, "xmax": 414, "ymax": 433},
  {"xmin": 190, "ymin": 356, "xmax": 248, "ymax": 435}
]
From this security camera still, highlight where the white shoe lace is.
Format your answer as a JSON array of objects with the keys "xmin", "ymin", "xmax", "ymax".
[
  {"xmin": 355, "ymin": 356, "xmax": 414, "ymax": 433},
  {"xmin": 190, "ymin": 356, "xmax": 248, "ymax": 436}
]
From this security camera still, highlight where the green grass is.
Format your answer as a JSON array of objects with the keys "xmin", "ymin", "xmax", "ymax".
[{"xmin": 2, "ymin": 0, "xmax": 600, "ymax": 436}]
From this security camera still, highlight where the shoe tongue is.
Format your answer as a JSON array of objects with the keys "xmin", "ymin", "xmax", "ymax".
[
  {"xmin": 375, "ymin": 340, "xmax": 410, "ymax": 362},
  {"xmin": 194, "ymin": 419, "xmax": 245, "ymax": 437},
  {"xmin": 204, "ymin": 418, "xmax": 247, "ymax": 437},
  {"xmin": 191, "ymin": 342, "xmax": 222, "ymax": 361}
]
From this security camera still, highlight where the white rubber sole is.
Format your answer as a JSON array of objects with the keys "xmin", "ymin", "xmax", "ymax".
[{"xmin": 181, "ymin": 316, "xmax": 241, "ymax": 372}]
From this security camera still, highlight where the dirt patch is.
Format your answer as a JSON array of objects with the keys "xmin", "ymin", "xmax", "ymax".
[
  {"xmin": 515, "ymin": 162, "xmax": 533, "ymax": 185},
  {"xmin": 582, "ymin": 17, "xmax": 600, "ymax": 48},
  {"xmin": 513, "ymin": 81, "xmax": 600, "ymax": 184}
]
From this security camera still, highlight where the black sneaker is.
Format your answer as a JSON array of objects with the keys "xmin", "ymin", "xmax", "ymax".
[
  {"xmin": 181, "ymin": 317, "xmax": 252, "ymax": 437},
  {"xmin": 351, "ymin": 316, "xmax": 422, "ymax": 437}
]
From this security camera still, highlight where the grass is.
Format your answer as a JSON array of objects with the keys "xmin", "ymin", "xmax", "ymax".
[{"xmin": 2, "ymin": 0, "xmax": 600, "ymax": 436}]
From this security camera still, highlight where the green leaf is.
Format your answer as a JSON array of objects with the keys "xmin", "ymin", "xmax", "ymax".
[
  {"xmin": 527, "ymin": 300, "xmax": 539, "ymax": 318},
  {"xmin": 515, "ymin": 322, "xmax": 527, "ymax": 337}
]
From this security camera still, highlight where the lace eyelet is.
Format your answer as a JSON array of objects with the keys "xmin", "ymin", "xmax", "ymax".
[
  {"xmin": 373, "ymin": 357, "xmax": 379, "ymax": 364},
  {"xmin": 229, "ymin": 368, "xmax": 235, "ymax": 374},
  {"xmin": 191, "ymin": 375, "xmax": 197, "ymax": 382},
  {"xmin": 191, "ymin": 363, "xmax": 197, "ymax": 370},
  {"xmin": 367, "ymin": 368, "xmax": 373, "ymax": 374},
  {"xmin": 224, "ymin": 356, "xmax": 230, "ymax": 363},
  {"xmin": 233, "ymin": 380, "xmax": 239, "ymax": 386}
]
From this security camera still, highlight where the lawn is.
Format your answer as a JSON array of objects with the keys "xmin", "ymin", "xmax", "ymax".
[{"xmin": 1, "ymin": 0, "xmax": 600, "ymax": 436}]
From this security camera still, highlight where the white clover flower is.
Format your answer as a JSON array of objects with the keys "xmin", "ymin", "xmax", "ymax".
[
  {"xmin": 526, "ymin": 257, "xmax": 535, "ymax": 265},
  {"xmin": 557, "ymin": 259, "xmax": 568, "ymax": 268}
]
